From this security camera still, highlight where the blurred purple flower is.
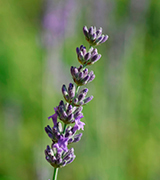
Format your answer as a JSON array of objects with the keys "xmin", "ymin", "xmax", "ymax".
[{"xmin": 42, "ymin": 0, "xmax": 78, "ymax": 47}]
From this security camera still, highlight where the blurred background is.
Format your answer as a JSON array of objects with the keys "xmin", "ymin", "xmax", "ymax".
[{"xmin": 0, "ymin": 0, "xmax": 160, "ymax": 179}]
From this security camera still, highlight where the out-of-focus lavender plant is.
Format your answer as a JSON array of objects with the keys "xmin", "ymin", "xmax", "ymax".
[{"xmin": 45, "ymin": 26, "xmax": 108, "ymax": 180}]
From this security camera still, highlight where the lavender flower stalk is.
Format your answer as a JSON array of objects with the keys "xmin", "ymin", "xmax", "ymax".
[{"xmin": 45, "ymin": 26, "xmax": 108, "ymax": 180}]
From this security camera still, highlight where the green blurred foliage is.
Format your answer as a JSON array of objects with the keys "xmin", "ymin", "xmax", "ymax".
[{"xmin": 0, "ymin": 0, "xmax": 160, "ymax": 180}]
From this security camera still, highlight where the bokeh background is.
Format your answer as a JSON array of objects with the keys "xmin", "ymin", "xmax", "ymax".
[{"xmin": 0, "ymin": 0, "xmax": 160, "ymax": 179}]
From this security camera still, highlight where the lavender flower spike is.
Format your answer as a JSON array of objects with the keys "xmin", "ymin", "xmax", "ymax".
[{"xmin": 44, "ymin": 26, "xmax": 108, "ymax": 180}]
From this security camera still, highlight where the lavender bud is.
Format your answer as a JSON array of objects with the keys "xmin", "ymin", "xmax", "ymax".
[
  {"xmin": 67, "ymin": 114, "xmax": 74, "ymax": 122},
  {"xmin": 100, "ymin": 35, "xmax": 109, "ymax": 44},
  {"xmin": 71, "ymin": 125, "xmax": 78, "ymax": 134},
  {"xmin": 62, "ymin": 84, "xmax": 68, "ymax": 96},
  {"xmin": 61, "ymin": 111, "xmax": 68, "ymax": 120},
  {"xmin": 88, "ymin": 74, "xmax": 95, "ymax": 83},
  {"xmin": 95, "ymin": 35, "xmax": 103, "ymax": 44},
  {"xmin": 91, "ymin": 54, "xmax": 101, "ymax": 64},
  {"xmin": 66, "ymin": 126, "xmax": 72, "ymax": 132},
  {"xmin": 70, "ymin": 66, "xmax": 74, "ymax": 76},
  {"xmin": 93, "ymin": 26, "xmax": 96, "ymax": 33},
  {"xmin": 68, "ymin": 83, "xmax": 75, "ymax": 99},
  {"xmin": 59, "ymin": 100, "xmax": 65, "ymax": 107},
  {"xmin": 83, "ymin": 68, "xmax": 88, "ymax": 76},
  {"xmin": 66, "ymin": 156, "xmax": 75, "ymax": 165},
  {"xmin": 76, "ymin": 47, "xmax": 80, "ymax": 54},
  {"xmin": 91, "ymin": 48, "xmax": 98, "ymax": 56},
  {"xmin": 84, "ymin": 52, "xmax": 91, "ymax": 61},
  {"xmin": 79, "ymin": 88, "xmax": 88, "ymax": 95},
  {"xmin": 79, "ymin": 51, "xmax": 84, "ymax": 60},
  {"xmin": 73, "ymin": 133, "xmax": 82, "ymax": 143},
  {"xmin": 88, "ymin": 26, "xmax": 94, "ymax": 36},
  {"xmin": 78, "ymin": 93, "xmax": 85, "ymax": 102},
  {"xmin": 82, "ymin": 75, "xmax": 90, "ymax": 84},
  {"xmin": 71, "ymin": 66, "xmax": 78, "ymax": 77},
  {"xmin": 65, "ymin": 130, "xmax": 72, "ymax": 138},
  {"xmin": 96, "ymin": 27, "xmax": 102, "ymax": 37},
  {"xmin": 57, "ymin": 122, "xmax": 63, "ymax": 133},
  {"xmin": 83, "ymin": 26, "xmax": 89, "ymax": 40},
  {"xmin": 91, "ymin": 33, "xmax": 96, "ymax": 40},
  {"xmin": 84, "ymin": 96, "xmax": 93, "ymax": 104},
  {"xmin": 74, "ymin": 111, "xmax": 83, "ymax": 119},
  {"xmin": 78, "ymin": 72, "xmax": 83, "ymax": 79},
  {"xmin": 81, "ymin": 46, "xmax": 86, "ymax": 55},
  {"xmin": 66, "ymin": 104, "xmax": 72, "ymax": 115},
  {"xmin": 74, "ymin": 106, "xmax": 83, "ymax": 114},
  {"xmin": 80, "ymin": 45, "xmax": 84, "ymax": 50},
  {"xmin": 78, "ymin": 65, "xmax": 83, "ymax": 71}
]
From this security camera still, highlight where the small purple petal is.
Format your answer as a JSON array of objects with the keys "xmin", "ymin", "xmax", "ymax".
[
  {"xmin": 52, "ymin": 143, "xmax": 63, "ymax": 154},
  {"xmin": 100, "ymin": 35, "xmax": 109, "ymax": 44},
  {"xmin": 58, "ymin": 136, "xmax": 68, "ymax": 151},
  {"xmin": 48, "ymin": 113, "xmax": 58, "ymax": 127},
  {"xmin": 75, "ymin": 118, "xmax": 85, "ymax": 130}
]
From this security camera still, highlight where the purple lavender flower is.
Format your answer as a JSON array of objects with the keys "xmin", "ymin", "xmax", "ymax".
[
  {"xmin": 45, "ymin": 118, "xmax": 68, "ymax": 151},
  {"xmin": 62, "ymin": 84, "xmax": 93, "ymax": 106},
  {"xmin": 45, "ymin": 143, "xmax": 76, "ymax": 168},
  {"xmin": 53, "ymin": 100, "xmax": 85, "ymax": 128},
  {"xmin": 44, "ymin": 26, "xmax": 108, "ymax": 180},
  {"xmin": 70, "ymin": 65, "xmax": 95, "ymax": 86},
  {"xmin": 76, "ymin": 45, "xmax": 101, "ymax": 65},
  {"xmin": 65, "ymin": 125, "xmax": 83, "ymax": 144},
  {"xmin": 45, "ymin": 117, "xmax": 84, "ymax": 151},
  {"xmin": 83, "ymin": 26, "xmax": 108, "ymax": 46}
]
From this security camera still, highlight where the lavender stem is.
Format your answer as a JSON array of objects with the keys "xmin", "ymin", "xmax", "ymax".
[
  {"xmin": 53, "ymin": 168, "xmax": 59, "ymax": 180},
  {"xmin": 63, "ymin": 124, "xmax": 67, "ymax": 134}
]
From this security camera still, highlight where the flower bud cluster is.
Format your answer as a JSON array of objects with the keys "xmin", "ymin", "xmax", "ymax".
[
  {"xmin": 44, "ymin": 26, "xmax": 108, "ymax": 170},
  {"xmin": 71, "ymin": 65, "xmax": 95, "ymax": 86},
  {"xmin": 54, "ymin": 100, "xmax": 83, "ymax": 124},
  {"xmin": 83, "ymin": 26, "xmax": 108, "ymax": 46},
  {"xmin": 62, "ymin": 83, "xmax": 93, "ymax": 106},
  {"xmin": 45, "ymin": 143, "xmax": 75, "ymax": 168},
  {"xmin": 76, "ymin": 45, "xmax": 101, "ymax": 66}
]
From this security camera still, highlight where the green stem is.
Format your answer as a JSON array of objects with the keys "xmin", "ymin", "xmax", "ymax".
[
  {"xmin": 53, "ymin": 168, "xmax": 59, "ymax": 180},
  {"xmin": 63, "ymin": 124, "xmax": 67, "ymax": 134}
]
